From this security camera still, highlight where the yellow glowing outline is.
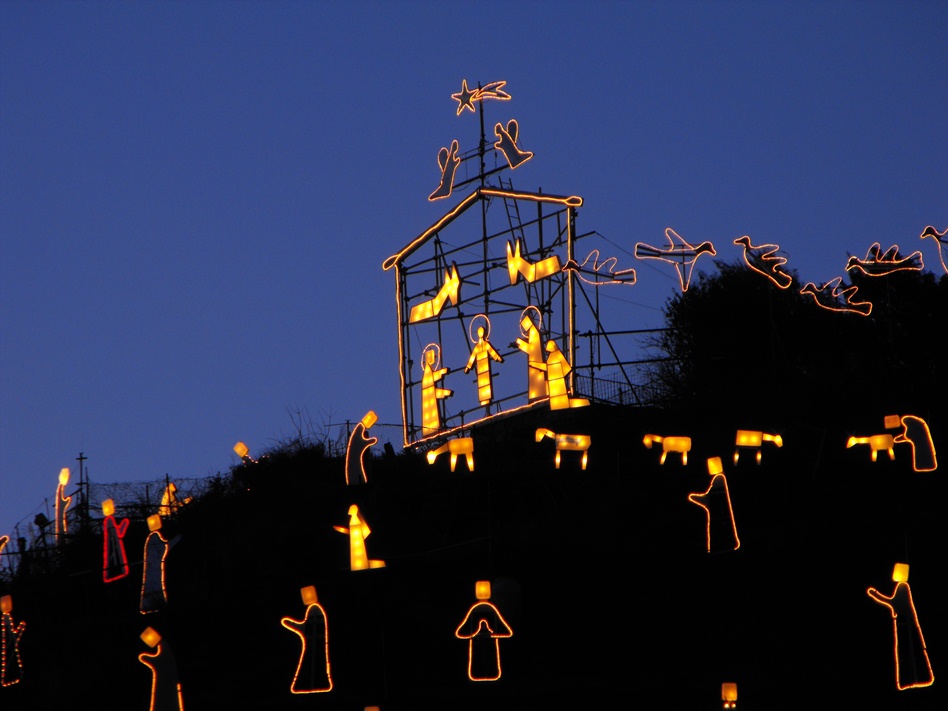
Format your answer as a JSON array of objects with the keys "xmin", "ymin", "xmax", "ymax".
[
  {"xmin": 920, "ymin": 225, "xmax": 947, "ymax": 273},
  {"xmin": 687, "ymin": 458, "xmax": 740, "ymax": 553},
  {"xmin": 55, "ymin": 467, "xmax": 71, "ymax": 543},
  {"xmin": 140, "ymin": 520, "xmax": 169, "ymax": 614},
  {"xmin": 867, "ymin": 566, "xmax": 934, "ymax": 691},
  {"xmin": 846, "ymin": 243, "xmax": 924, "ymax": 276},
  {"xmin": 734, "ymin": 236, "xmax": 792, "ymax": 289},
  {"xmin": 280, "ymin": 589, "xmax": 333, "ymax": 694},
  {"xmin": 428, "ymin": 139, "xmax": 461, "ymax": 201},
  {"xmin": 493, "ymin": 119, "xmax": 533, "ymax": 169},
  {"xmin": 800, "ymin": 277, "xmax": 872, "ymax": 316},
  {"xmin": 421, "ymin": 343, "xmax": 453, "ymax": 436},
  {"xmin": 464, "ymin": 315, "xmax": 504, "ymax": 406},
  {"xmin": 536, "ymin": 428, "xmax": 591, "ymax": 470},
  {"xmin": 455, "ymin": 583, "xmax": 513, "ymax": 682},
  {"xmin": 506, "ymin": 238, "xmax": 562, "ymax": 285},
  {"xmin": 0, "ymin": 596, "xmax": 24, "ymax": 688},
  {"xmin": 426, "ymin": 437, "xmax": 474, "ymax": 472},
  {"xmin": 733, "ymin": 430, "xmax": 783, "ymax": 465},
  {"xmin": 532, "ymin": 339, "xmax": 589, "ymax": 410},
  {"xmin": 562, "ymin": 249, "xmax": 636, "ymax": 286},
  {"xmin": 634, "ymin": 228, "xmax": 716, "ymax": 292},
  {"xmin": 451, "ymin": 79, "xmax": 511, "ymax": 115},
  {"xmin": 345, "ymin": 410, "xmax": 378, "ymax": 485},
  {"xmin": 642, "ymin": 434, "xmax": 691, "ymax": 465},
  {"xmin": 138, "ymin": 630, "xmax": 185, "ymax": 711},
  {"xmin": 333, "ymin": 504, "xmax": 385, "ymax": 571},
  {"xmin": 891, "ymin": 414, "xmax": 938, "ymax": 472},
  {"xmin": 846, "ymin": 433, "xmax": 895, "ymax": 462},
  {"xmin": 409, "ymin": 263, "xmax": 461, "ymax": 323}
]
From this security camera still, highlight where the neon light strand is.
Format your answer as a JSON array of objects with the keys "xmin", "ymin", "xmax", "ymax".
[
  {"xmin": 562, "ymin": 249, "xmax": 636, "ymax": 286},
  {"xmin": 280, "ymin": 591, "xmax": 333, "ymax": 694},
  {"xmin": 140, "ymin": 520, "xmax": 170, "ymax": 613},
  {"xmin": 493, "ymin": 119, "xmax": 533, "ymax": 169},
  {"xmin": 687, "ymin": 458, "xmax": 740, "ymax": 553},
  {"xmin": 345, "ymin": 411, "xmax": 379, "ymax": 485},
  {"xmin": 845, "ymin": 242, "xmax": 924, "ymax": 276},
  {"xmin": 426, "ymin": 437, "xmax": 475, "ymax": 472},
  {"xmin": 535, "ymin": 428, "xmax": 591, "ymax": 470},
  {"xmin": 892, "ymin": 414, "xmax": 938, "ymax": 472},
  {"xmin": 428, "ymin": 139, "xmax": 461, "ymax": 201},
  {"xmin": 634, "ymin": 228, "xmax": 716, "ymax": 292},
  {"xmin": 800, "ymin": 277, "xmax": 872, "ymax": 316},
  {"xmin": 734, "ymin": 236, "xmax": 792, "ymax": 288},
  {"xmin": 464, "ymin": 316, "xmax": 503, "ymax": 406},
  {"xmin": 138, "ymin": 631, "xmax": 185, "ymax": 711},
  {"xmin": 451, "ymin": 79, "xmax": 511, "ymax": 115},
  {"xmin": 920, "ymin": 225, "xmax": 948, "ymax": 273},
  {"xmin": 55, "ymin": 467, "xmax": 71, "ymax": 544},
  {"xmin": 506, "ymin": 239, "xmax": 561, "ymax": 285},
  {"xmin": 409, "ymin": 263, "xmax": 461, "ymax": 323},
  {"xmin": 455, "ymin": 583, "xmax": 513, "ymax": 682},
  {"xmin": 0, "ymin": 597, "xmax": 25, "ymax": 687},
  {"xmin": 642, "ymin": 434, "xmax": 691, "ymax": 465}
]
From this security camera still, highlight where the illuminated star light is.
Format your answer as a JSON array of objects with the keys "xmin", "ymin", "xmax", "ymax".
[{"xmin": 451, "ymin": 79, "xmax": 511, "ymax": 115}]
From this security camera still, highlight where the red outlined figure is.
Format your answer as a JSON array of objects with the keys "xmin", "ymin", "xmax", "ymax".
[
  {"xmin": 562, "ymin": 249, "xmax": 637, "ymax": 286},
  {"xmin": 867, "ymin": 563, "xmax": 934, "ymax": 690},
  {"xmin": 846, "ymin": 433, "xmax": 895, "ymax": 462},
  {"xmin": 333, "ymin": 504, "xmax": 385, "ymax": 571},
  {"xmin": 722, "ymin": 682, "xmax": 738, "ymax": 709},
  {"xmin": 687, "ymin": 457, "xmax": 740, "ymax": 553},
  {"xmin": 55, "ymin": 467, "xmax": 71, "ymax": 544},
  {"xmin": 734, "ymin": 235, "xmax": 792, "ymax": 288},
  {"xmin": 141, "ymin": 515, "xmax": 170, "ymax": 613},
  {"xmin": 102, "ymin": 498, "xmax": 130, "ymax": 583},
  {"xmin": 138, "ymin": 627, "xmax": 185, "ymax": 711},
  {"xmin": 920, "ymin": 225, "xmax": 947, "ymax": 273},
  {"xmin": 642, "ymin": 434, "xmax": 691, "ymax": 465},
  {"xmin": 493, "ymin": 119, "xmax": 533, "ymax": 169},
  {"xmin": 845, "ymin": 243, "xmax": 924, "ymax": 276},
  {"xmin": 888, "ymin": 414, "xmax": 938, "ymax": 472},
  {"xmin": 409, "ymin": 263, "xmax": 461, "ymax": 323},
  {"xmin": 345, "ymin": 410, "xmax": 379, "ymax": 485},
  {"xmin": 515, "ymin": 307, "xmax": 548, "ymax": 402},
  {"xmin": 535, "ymin": 428, "xmax": 591, "ymax": 470},
  {"xmin": 464, "ymin": 315, "xmax": 504, "ymax": 406},
  {"xmin": 420, "ymin": 344, "xmax": 453, "ymax": 435},
  {"xmin": 800, "ymin": 277, "xmax": 872, "ymax": 316},
  {"xmin": 506, "ymin": 238, "xmax": 561, "ymax": 285},
  {"xmin": 733, "ymin": 430, "xmax": 783, "ymax": 465},
  {"xmin": 455, "ymin": 580, "xmax": 513, "ymax": 682},
  {"xmin": 428, "ymin": 139, "xmax": 461, "ymax": 201},
  {"xmin": 426, "ymin": 437, "xmax": 474, "ymax": 472},
  {"xmin": 0, "ymin": 595, "xmax": 25, "ymax": 687},
  {"xmin": 533, "ymin": 339, "xmax": 590, "ymax": 410},
  {"xmin": 634, "ymin": 228, "xmax": 716, "ymax": 292},
  {"xmin": 451, "ymin": 79, "xmax": 510, "ymax": 115},
  {"xmin": 280, "ymin": 586, "xmax": 333, "ymax": 694}
]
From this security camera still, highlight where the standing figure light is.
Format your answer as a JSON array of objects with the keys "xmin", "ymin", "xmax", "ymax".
[
  {"xmin": 333, "ymin": 505, "xmax": 385, "ymax": 571},
  {"xmin": 867, "ymin": 563, "xmax": 934, "ymax": 690},
  {"xmin": 159, "ymin": 482, "xmax": 190, "ymax": 517},
  {"xmin": 687, "ymin": 457, "xmax": 741, "ymax": 553},
  {"xmin": 421, "ymin": 344, "xmax": 453, "ymax": 435},
  {"xmin": 455, "ymin": 581, "xmax": 513, "ymax": 682},
  {"xmin": 642, "ymin": 434, "xmax": 691, "ymax": 465},
  {"xmin": 102, "ymin": 499, "xmax": 130, "ymax": 583},
  {"xmin": 280, "ymin": 586, "xmax": 333, "ymax": 694},
  {"xmin": 733, "ymin": 430, "xmax": 783, "ymax": 465},
  {"xmin": 533, "ymin": 340, "xmax": 589, "ymax": 411},
  {"xmin": 138, "ymin": 627, "xmax": 185, "ymax": 711},
  {"xmin": 426, "ymin": 437, "xmax": 475, "ymax": 472},
  {"xmin": 535, "ymin": 428, "xmax": 591, "ymax": 470},
  {"xmin": 888, "ymin": 414, "xmax": 938, "ymax": 472},
  {"xmin": 515, "ymin": 307, "xmax": 547, "ymax": 401},
  {"xmin": 345, "ymin": 411, "xmax": 379, "ymax": 485},
  {"xmin": 0, "ymin": 595, "xmax": 25, "ymax": 687},
  {"xmin": 141, "ymin": 515, "xmax": 170, "ymax": 613},
  {"xmin": 55, "ymin": 467, "xmax": 71, "ymax": 544},
  {"xmin": 464, "ymin": 316, "xmax": 503, "ymax": 406},
  {"xmin": 722, "ymin": 682, "xmax": 738, "ymax": 709}
]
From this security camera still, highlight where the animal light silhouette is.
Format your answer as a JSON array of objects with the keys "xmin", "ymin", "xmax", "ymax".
[
  {"xmin": 642, "ymin": 434, "xmax": 691, "ymax": 465},
  {"xmin": 634, "ymin": 228, "xmax": 716, "ymax": 292},
  {"xmin": 562, "ymin": 249, "xmax": 636, "ymax": 286},
  {"xmin": 733, "ymin": 430, "xmax": 783, "ymax": 465},
  {"xmin": 845, "ymin": 243, "xmax": 923, "ymax": 276},
  {"xmin": 535, "ymin": 428, "xmax": 591, "ymax": 469},
  {"xmin": 800, "ymin": 277, "xmax": 872, "ymax": 316},
  {"xmin": 734, "ymin": 235, "xmax": 792, "ymax": 288},
  {"xmin": 426, "ymin": 437, "xmax": 474, "ymax": 472}
]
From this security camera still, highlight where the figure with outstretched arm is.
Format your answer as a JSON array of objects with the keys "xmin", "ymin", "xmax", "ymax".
[
  {"xmin": 280, "ymin": 585, "xmax": 333, "ymax": 694},
  {"xmin": 421, "ymin": 344, "xmax": 453, "ymax": 435},
  {"xmin": 102, "ymin": 498, "xmax": 130, "ymax": 583},
  {"xmin": 515, "ymin": 307, "xmax": 547, "ymax": 401},
  {"xmin": 464, "ymin": 316, "xmax": 504, "ymax": 406}
]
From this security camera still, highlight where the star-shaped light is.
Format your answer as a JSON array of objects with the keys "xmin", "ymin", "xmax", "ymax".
[{"xmin": 452, "ymin": 79, "xmax": 477, "ymax": 115}]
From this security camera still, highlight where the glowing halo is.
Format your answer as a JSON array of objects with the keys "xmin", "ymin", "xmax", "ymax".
[
  {"xmin": 468, "ymin": 314, "xmax": 492, "ymax": 343},
  {"xmin": 518, "ymin": 305, "xmax": 542, "ymax": 339},
  {"xmin": 422, "ymin": 343, "xmax": 442, "ymax": 371}
]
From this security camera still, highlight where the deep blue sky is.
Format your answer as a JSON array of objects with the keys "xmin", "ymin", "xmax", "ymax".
[{"xmin": 2, "ymin": 1, "xmax": 946, "ymax": 538}]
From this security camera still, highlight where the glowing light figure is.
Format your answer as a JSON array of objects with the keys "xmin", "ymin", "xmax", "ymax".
[
  {"xmin": 158, "ymin": 482, "xmax": 190, "ymax": 518},
  {"xmin": 464, "ymin": 316, "xmax": 503, "ymax": 406},
  {"xmin": 800, "ymin": 277, "xmax": 872, "ymax": 316},
  {"xmin": 280, "ymin": 586, "xmax": 333, "ymax": 694},
  {"xmin": 515, "ymin": 307, "xmax": 547, "ymax": 401},
  {"xmin": 533, "ymin": 339, "xmax": 589, "ymax": 410},
  {"xmin": 345, "ymin": 410, "xmax": 379, "ymax": 485},
  {"xmin": 426, "ymin": 437, "xmax": 474, "ymax": 472},
  {"xmin": 55, "ymin": 467, "xmax": 71, "ymax": 544},
  {"xmin": 451, "ymin": 79, "xmax": 511, "ymax": 115},
  {"xmin": 506, "ymin": 238, "xmax": 561, "ymax": 285},
  {"xmin": 102, "ymin": 498, "xmax": 130, "ymax": 583},
  {"xmin": 920, "ymin": 225, "xmax": 947, "ymax": 273},
  {"xmin": 333, "ymin": 505, "xmax": 385, "ymax": 571},
  {"xmin": 722, "ymin": 682, "xmax": 738, "ymax": 709},
  {"xmin": 634, "ymin": 228, "xmax": 716, "ymax": 292},
  {"xmin": 428, "ymin": 139, "xmax": 461, "ymax": 201},
  {"xmin": 421, "ymin": 344, "xmax": 453, "ymax": 435},
  {"xmin": 867, "ymin": 563, "xmax": 934, "ymax": 690},
  {"xmin": 846, "ymin": 433, "xmax": 895, "ymax": 462},
  {"xmin": 535, "ymin": 428, "xmax": 591, "ymax": 470},
  {"xmin": 642, "ymin": 434, "xmax": 691, "ymax": 465},
  {"xmin": 0, "ymin": 595, "xmax": 25, "ymax": 687},
  {"xmin": 687, "ymin": 457, "xmax": 740, "ymax": 553},
  {"xmin": 733, "ymin": 430, "xmax": 783, "ymax": 465},
  {"xmin": 455, "ymin": 581, "xmax": 513, "ymax": 682},
  {"xmin": 562, "ymin": 249, "xmax": 636, "ymax": 286},
  {"xmin": 141, "ymin": 515, "xmax": 170, "ymax": 614},
  {"xmin": 493, "ymin": 119, "xmax": 533, "ymax": 169},
  {"xmin": 734, "ymin": 235, "xmax": 792, "ymax": 289},
  {"xmin": 889, "ymin": 414, "xmax": 938, "ymax": 472},
  {"xmin": 845, "ymin": 243, "xmax": 924, "ymax": 276},
  {"xmin": 233, "ymin": 441, "xmax": 257, "ymax": 463},
  {"xmin": 138, "ymin": 627, "xmax": 185, "ymax": 711},
  {"xmin": 409, "ymin": 263, "xmax": 461, "ymax": 323}
]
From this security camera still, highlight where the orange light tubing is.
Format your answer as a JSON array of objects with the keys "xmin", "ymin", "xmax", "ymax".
[
  {"xmin": 102, "ymin": 513, "xmax": 131, "ymax": 583},
  {"xmin": 734, "ymin": 235, "xmax": 792, "ymax": 288},
  {"xmin": 634, "ymin": 228, "xmax": 716, "ymax": 292},
  {"xmin": 0, "ymin": 596, "xmax": 25, "ymax": 688},
  {"xmin": 280, "ymin": 598, "xmax": 333, "ymax": 694},
  {"xmin": 800, "ymin": 277, "xmax": 872, "ymax": 316},
  {"xmin": 455, "ymin": 600, "xmax": 513, "ymax": 681},
  {"xmin": 867, "ymin": 568, "xmax": 934, "ymax": 690}
]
